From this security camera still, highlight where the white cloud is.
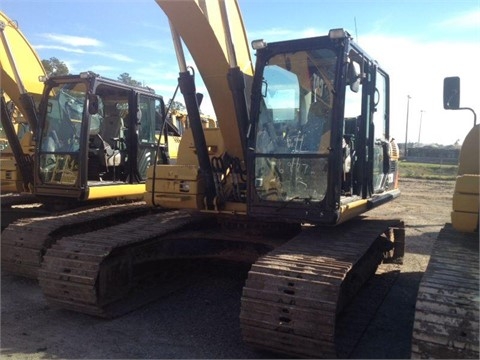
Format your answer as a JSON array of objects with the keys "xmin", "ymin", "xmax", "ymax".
[
  {"xmin": 60, "ymin": 59, "xmax": 81, "ymax": 74},
  {"xmin": 359, "ymin": 34, "xmax": 479, "ymax": 145},
  {"xmin": 130, "ymin": 39, "xmax": 171, "ymax": 53},
  {"xmin": 35, "ymin": 44, "xmax": 134, "ymax": 62},
  {"xmin": 102, "ymin": 52, "xmax": 134, "ymax": 62},
  {"xmin": 247, "ymin": 27, "xmax": 302, "ymax": 41},
  {"xmin": 35, "ymin": 44, "xmax": 88, "ymax": 54},
  {"xmin": 437, "ymin": 9, "xmax": 480, "ymax": 29},
  {"xmin": 88, "ymin": 65, "xmax": 117, "ymax": 74},
  {"xmin": 41, "ymin": 33, "xmax": 102, "ymax": 47}
]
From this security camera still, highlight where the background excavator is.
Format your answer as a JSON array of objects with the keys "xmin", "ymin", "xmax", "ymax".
[
  {"xmin": 3, "ymin": 1, "xmax": 404, "ymax": 357},
  {"xmin": 0, "ymin": 11, "xmax": 178, "ymax": 277},
  {"xmin": 0, "ymin": 10, "xmax": 45, "ymax": 195},
  {"xmin": 0, "ymin": 11, "xmax": 178, "ymax": 206},
  {"xmin": 411, "ymin": 77, "xmax": 479, "ymax": 358}
]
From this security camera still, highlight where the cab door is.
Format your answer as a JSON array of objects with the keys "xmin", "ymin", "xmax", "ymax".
[
  {"xmin": 371, "ymin": 68, "xmax": 390, "ymax": 193},
  {"xmin": 135, "ymin": 94, "xmax": 164, "ymax": 181}
]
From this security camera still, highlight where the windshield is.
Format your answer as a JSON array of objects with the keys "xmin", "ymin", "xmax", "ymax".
[
  {"xmin": 253, "ymin": 48, "xmax": 337, "ymax": 202},
  {"xmin": 38, "ymin": 82, "xmax": 86, "ymax": 186}
]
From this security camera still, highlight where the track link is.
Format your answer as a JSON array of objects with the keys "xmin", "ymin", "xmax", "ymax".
[
  {"xmin": 1, "ymin": 202, "xmax": 149, "ymax": 278},
  {"xmin": 1, "ymin": 193, "xmax": 46, "ymax": 231},
  {"xmin": 1, "ymin": 193, "xmax": 39, "ymax": 207},
  {"xmin": 38, "ymin": 210, "xmax": 210, "ymax": 317},
  {"xmin": 240, "ymin": 217, "xmax": 404, "ymax": 358},
  {"xmin": 412, "ymin": 224, "xmax": 479, "ymax": 359}
]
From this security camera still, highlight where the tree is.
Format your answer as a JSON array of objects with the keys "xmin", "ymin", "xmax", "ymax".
[
  {"xmin": 42, "ymin": 57, "xmax": 69, "ymax": 77},
  {"xmin": 167, "ymin": 99, "xmax": 185, "ymax": 112},
  {"xmin": 117, "ymin": 73, "xmax": 142, "ymax": 87}
]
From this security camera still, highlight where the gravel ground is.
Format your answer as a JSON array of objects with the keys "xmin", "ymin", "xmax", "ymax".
[{"xmin": 1, "ymin": 178, "xmax": 455, "ymax": 359}]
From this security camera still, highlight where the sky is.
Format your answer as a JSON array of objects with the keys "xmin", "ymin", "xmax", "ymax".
[{"xmin": 2, "ymin": 0, "xmax": 479, "ymax": 145}]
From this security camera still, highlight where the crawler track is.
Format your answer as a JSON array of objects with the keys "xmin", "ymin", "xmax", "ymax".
[
  {"xmin": 411, "ymin": 224, "xmax": 479, "ymax": 359},
  {"xmin": 1, "ymin": 193, "xmax": 39, "ymax": 207},
  {"xmin": 240, "ymin": 217, "xmax": 404, "ymax": 358},
  {"xmin": 38, "ymin": 210, "xmax": 212, "ymax": 317},
  {"xmin": 1, "ymin": 193, "xmax": 45, "ymax": 230},
  {"xmin": 1, "ymin": 202, "xmax": 150, "ymax": 278}
]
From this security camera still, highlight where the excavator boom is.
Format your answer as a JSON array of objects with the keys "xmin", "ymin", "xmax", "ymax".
[
  {"xmin": 156, "ymin": 0, "xmax": 253, "ymax": 159},
  {"xmin": 0, "ymin": 11, "xmax": 45, "ymax": 124},
  {"xmin": 0, "ymin": 11, "xmax": 46, "ymax": 193}
]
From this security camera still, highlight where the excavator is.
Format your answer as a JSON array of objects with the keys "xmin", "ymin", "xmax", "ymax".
[
  {"xmin": 0, "ymin": 10, "xmax": 44, "ymax": 194},
  {"xmin": 4, "ymin": 2, "xmax": 404, "ymax": 357},
  {"xmin": 411, "ymin": 77, "xmax": 479, "ymax": 358},
  {"xmin": 1, "ymin": 11, "xmax": 177, "ymax": 276},
  {"xmin": 145, "ymin": 1, "xmax": 405, "ymax": 357},
  {"xmin": 0, "ymin": 10, "xmax": 178, "ymax": 204},
  {"xmin": 1, "ymin": 70, "xmax": 179, "ymax": 276}
]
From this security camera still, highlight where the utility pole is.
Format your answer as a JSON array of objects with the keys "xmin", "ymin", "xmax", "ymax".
[
  {"xmin": 418, "ymin": 110, "xmax": 425, "ymax": 144},
  {"xmin": 404, "ymin": 95, "xmax": 411, "ymax": 157}
]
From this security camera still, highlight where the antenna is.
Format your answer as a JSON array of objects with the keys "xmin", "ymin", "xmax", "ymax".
[{"xmin": 354, "ymin": 17, "xmax": 359, "ymax": 42}]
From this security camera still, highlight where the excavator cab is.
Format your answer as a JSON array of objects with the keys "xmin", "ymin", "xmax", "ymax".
[
  {"xmin": 35, "ymin": 72, "xmax": 168, "ymax": 203},
  {"xmin": 247, "ymin": 30, "xmax": 400, "ymax": 224}
]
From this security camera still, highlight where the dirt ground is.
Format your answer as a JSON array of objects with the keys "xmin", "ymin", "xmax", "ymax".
[{"xmin": 1, "ymin": 178, "xmax": 455, "ymax": 359}]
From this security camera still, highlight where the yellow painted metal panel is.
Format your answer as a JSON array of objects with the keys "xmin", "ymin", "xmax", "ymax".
[
  {"xmin": 146, "ymin": 178, "xmax": 204, "ymax": 195},
  {"xmin": 338, "ymin": 199, "xmax": 369, "ymax": 224},
  {"xmin": 451, "ymin": 122, "xmax": 479, "ymax": 233},
  {"xmin": 451, "ymin": 211, "xmax": 479, "ymax": 233},
  {"xmin": 458, "ymin": 124, "xmax": 479, "ymax": 175},
  {"xmin": 0, "ymin": 180, "xmax": 19, "ymax": 192},
  {"xmin": 452, "ymin": 193, "xmax": 479, "ymax": 213},
  {"xmin": 0, "ymin": 156, "xmax": 17, "ymax": 170},
  {"xmin": 86, "ymin": 184, "xmax": 145, "ymax": 200},
  {"xmin": 175, "ymin": 127, "xmax": 225, "ymax": 165},
  {"xmin": 148, "ymin": 193, "xmax": 204, "ymax": 209},
  {"xmin": 0, "ymin": 169, "xmax": 19, "ymax": 180},
  {"xmin": 0, "ymin": 11, "xmax": 46, "ymax": 115},
  {"xmin": 147, "ymin": 163, "xmax": 199, "ymax": 181},
  {"xmin": 455, "ymin": 175, "xmax": 480, "ymax": 195}
]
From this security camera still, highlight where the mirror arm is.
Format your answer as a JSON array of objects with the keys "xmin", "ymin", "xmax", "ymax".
[{"xmin": 454, "ymin": 107, "xmax": 477, "ymax": 126}]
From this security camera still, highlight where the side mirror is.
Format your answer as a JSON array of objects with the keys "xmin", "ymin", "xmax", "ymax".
[
  {"xmin": 88, "ymin": 94, "xmax": 99, "ymax": 115},
  {"xmin": 350, "ymin": 77, "xmax": 360, "ymax": 93},
  {"xmin": 261, "ymin": 80, "xmax": 268, "ymax": 98},
  {"xmin": 347, "ymin": 62, "xmax": 360, "ymax": 93},
  {"xmin": 136, "ymin": 108, "xmax": 142, "ymax": 124},
  {"xmin": 443, "ymin": 76, "xmax": 460, "ymax": 109}
]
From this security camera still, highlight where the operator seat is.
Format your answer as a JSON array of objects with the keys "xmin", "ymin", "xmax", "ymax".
[
  {"xmin": 302, "ymin": 101, "xmax": 330, "ymax": 152},
  {"xmin": 98, "ymin": 103, "xmax": 123, "ymax": 167},
  {"xmin": 99, "ymin": 103, "xmax": 123, "ymax": 148}
]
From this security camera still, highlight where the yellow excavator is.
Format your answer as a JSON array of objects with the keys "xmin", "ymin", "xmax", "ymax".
[
  {"xmin": 145, "ymin": 1, "xmax": 405, "ymax": 356},
  {"xmin": 1, "ymin": 11, "xmax": 179, "ymax": 274},
  {"xmin": 411, "ymin": 77, "xmax": 479, "ymax": 358},
  {"xmin": 5, "ymin": 2, "xmax": 404, "ymax": 357},
  {"xmin": 1, "ymin": 11, "xmax": 179, "ymax": 205},
  {"xmin": 0, "ymin": 10, "xmax": 45, "ymax": 194}
]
